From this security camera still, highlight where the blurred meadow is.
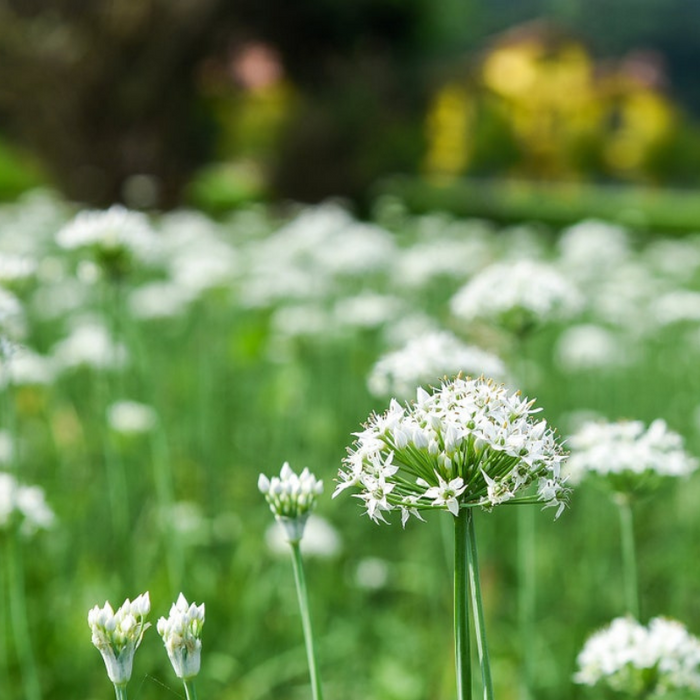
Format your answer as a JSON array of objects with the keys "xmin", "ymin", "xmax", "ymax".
[{"xmin": 1, "ymin": 2, "xmax": 700, "ymax": 700}]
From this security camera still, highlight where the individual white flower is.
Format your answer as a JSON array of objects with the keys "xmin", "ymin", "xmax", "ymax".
[
  {"xmin": 367, "ymin": 331, "xmax": 507, "ymax": 399},
  {"xmin": 335, "ymin": 376, "xmax": 569, "ymax": 524},
  {"xmin": 574, "ymin": 616, "xmax": 700, "ymax": 696},
  {"xmin": 56, "ymin": 205, "xmax": 160, "ymax": 277},
  {"xmin": 450, "ymin": 259, "xmax": 583, "ymax": 335},
  {"xmin": 88, "ymin": 592, "xmax": 151, "ymax": 687},
  {"xmin": 157, "ymin": 593, "xmax": 205, "ymax": 681},
  {"xmin": 107, "ymin": 400, "xmax": 158, "ymax": 435},
  {"xmin": 258, "ymin": 463, "xmax": 324, "ymax": 543},
  {"xmin": 566, "ymin": 418, "xmax": 698, "ymax": 495},
  {"xmin": 0, "ymin": 472, "xmax": 55, "ymax": 535},
  {"xmin": 650, "ymin": 290, "xmax": 700, "ymax": 327}
]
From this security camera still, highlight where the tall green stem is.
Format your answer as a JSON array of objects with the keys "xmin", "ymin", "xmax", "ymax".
[
  {"xmin": 517, "ymin": 505, "xmax": 536, "ymax": 700},
  {"xmin": 289, "ymin": 541, "xmax": 323, "ymax": 700},
  {"xmin": 454, "ymin": 508, "xmax": 472, "ymax": 700},
  {"xmin": 616, "ymin": 496, "xmax": 640, "ymax": 619},
  {"xmin": 113, "ymin": 683, "xmax": 128, "ymax": 700},
  {"xmin": 7, "ymin": 533, "xmax": 41, "ymax": 700},
  {"xmin": 183, "ymin": 679, "xmax": 199, "ymax": 700},
  {"xmin": 466, "ymin": 511, "xmax": 494, "ymax": 700}
]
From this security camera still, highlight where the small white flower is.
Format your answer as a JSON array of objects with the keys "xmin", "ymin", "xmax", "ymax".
[
  {"xmin": 423, "ymin": 474, "xmax": 467, "ymax": 516},
  {"xmin": 157, "ymin": 593, "xmax": 205, "ymax": 681},
  {"xmin": 259, "ymin": 463, "xmax": 324, "ymax": 543},
  {"xmin": 88, "ymin": 592, "xmax": 151, "ymax": 686}
]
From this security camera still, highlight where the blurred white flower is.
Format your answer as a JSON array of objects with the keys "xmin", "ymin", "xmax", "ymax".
[
  {"xmin": 0, "ymin": 347, "xmax": 56, "ymax": 388},
  {"xmin": 354, "ymin": 557, "xmax": 390, "ymax": 590},
  {"xmin": 51, "ymin": 320, "xmax": 127, "ymax": 372},
  {"xmin": 450, "ymin": 260, "xmax": 582, "ymax": 335},
  {"xmin": 650, "ymin": 290, "xmax": 700, "ymax": 326},
  {"xmin": 265, "ymin": 514, "xmax": 342, "ymax": 558},
  {"xmin": 88, "ymin": 592, "xmax": 151, "ymax": 687},
  {"xmin": 566, "ymin": 418, "xmax": 698, "ymax": 494},
  {"xmin": 367, "ymin": 330, "xmax": 506, "ymax": 399},
  {"xmin": 107, "ymin": 400, "xmax": 157, "ymax": 435},
  {"xmin": 336, "ymin": 376, "xmax": 569, "ymax": 524},
  {"xmin": 57, "ymin": 205, "xmax": 160, "ymax": 276},
  {"xmin": 0, "ymin": 472, "xmax": 55, "ymax": 535},
  {"xmin": 0, "ymin": 288, "xmax": 26, "ymax": 340},
  {"xmin": 0, "ymin": 253, "xmax": 37, "ymax": 287},
  {"xmin": 557, "ymin": 220, "xmax": 632, "ymax": 281},
  {"xmin": 129, "ymin": 281, "xmax": 195, "ymax": 320},
  {"xmin": 555, "ymin": 324, "xmax": 628, "ymax": 372},
  {"xmin": 157, "ymin": 593, "xmax": 205, "ymax": 681},
  {"xmin": 574, "ymin": 616, "xmax": 700, "ymax": 696},
  {"xmin": 333, "ymin": 293, "xmax": 404, "ymax": 330}
]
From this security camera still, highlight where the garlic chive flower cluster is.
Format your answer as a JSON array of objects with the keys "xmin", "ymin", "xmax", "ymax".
[
  {"xmin": 566, "ymin": 418, "xmax": 698, "ymax": 496},
  {"xmin": 367, "ymin": 330, "xmax": 507, "ymax": 400},
  {"xmin": 258, "ymin": 463, "xmax": 324, "ymax": 543},
  {"xmin": 157, "ymin": 593, "xmax": 205, "ymax": 681},
  {"xmin": 574, "ymin": 616, "xmax": 700, "ymax": 696},
  {"xmin": 87, "ymin": 593, "xmax": 151, "ymax": 687},
  {"xmin": 335, "ymin": 376, "xmax": 568, "ymax": 525},
  {"xmin": 450, "ymin": 260, "xmax": 583, "ymax": 335},
  {"xmin": 56, "ymin": 205, "xmax": 158, "ymax": 278}
]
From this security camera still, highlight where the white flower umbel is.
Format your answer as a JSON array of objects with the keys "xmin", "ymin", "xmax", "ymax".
[
  {"xmin": 566, "ymin": 418, "xmax": 698, "ymax": 495},
  {"xmin": 567, "ymin": 418, "xmax": 697, "ymax": 619},
  {"xmin": 259, "ymin": 463, "xmax": 325, "ymax": 700},
  {"xmin": 56, "ymin": 205, "xmax": 159, "ymax": 278},
  {"xmin": 450, "ymin": 259, "xmax": 582, "ymax": 336},
  {"xmin": 336, "ymin": 376, "xmax": 569, "ymax": 524},
  {"xmin": 258, "ymin": 462, "xmax": 323, "ymax": 544},
  {"xmin": 337, "ymin": 376, "xmax": 568, "ymax": 700},
  {"xmin": 574, "ymin": 616, "xmax": 700, "ymax": 697},
  {"xmin": 88, "ymin": 593, "xmax": 151, "ymax": 697},
  {"xmin": 367, "ymin": 331, "xmax": 507, "ymax": 400},
  {"xmin": 158, "ymin": 593, "xmax": 205, "ymax": 699}
]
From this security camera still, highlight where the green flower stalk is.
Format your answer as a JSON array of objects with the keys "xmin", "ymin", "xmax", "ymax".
[
  {"xmin": 259, "ymin": 463, "xmax": 324, "ymax": 700},
  {"xmin": 88, "ymin": 592, "xmax": 151, "ymax": 699},
  {"xmin": 158, "ymin": 594, "xmax": 205, "ymax": 700},
  {"xmin": 567, "ymin": 418, "xmax": 698, "ymax": 618},
  {"xmin": 335, "ymin": 376, "xmax": 569, "ymax": 700}
]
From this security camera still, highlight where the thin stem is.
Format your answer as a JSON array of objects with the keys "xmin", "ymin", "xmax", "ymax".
[
  {"xmin": 7, "ymin": 533, "xmax": 41, "ymax": 700},
  {"xmin": 517, "ymin": 506, "xmax": 536, "ymax": 700},
  {"xmin": 617, "ymin": 496, "xmax": 640, "ymax": 619},
  {"xmin": 113, "ymin": 683, "xmax": 128, "ymax": 700},
  {"xmin": 289, "ymin": 541, "xmax": 323, "ymax": 700},
  {"xmin": 183, "ymin": 679, "xmax": 199, "ymax": 700},
  {"xmin": 466, "ymin": 511, "xmax": 494, "ymax": 700},
  {"xmin": 454, "ymin": 508, "xmax": 472, "ymax": 700}
]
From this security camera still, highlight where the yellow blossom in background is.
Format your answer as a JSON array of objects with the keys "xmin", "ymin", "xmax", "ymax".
[{"xmin": 423, "ymin": 82, "xmax": 472, "ymax": 181}]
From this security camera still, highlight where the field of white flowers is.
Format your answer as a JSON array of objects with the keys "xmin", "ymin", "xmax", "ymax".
[{"xmin": 2, "ymin": 189, "xmax": 700, "ymax": 700}]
